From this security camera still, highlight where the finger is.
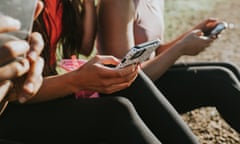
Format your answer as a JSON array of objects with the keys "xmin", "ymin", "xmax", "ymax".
[
  {"xmin": 0, "ymin": 33, "xmax": 20, "ymax": 45},
  {"xmin": 0, "ymin": 80, "xmax": 12, "ymax": 102},
  {"xmin": 117, "ymin": 64, "xmax": 138, "ymax": 77},
  {"xmin": 28, "ymin": 32, "xmax": 44, "ymax": 61},
  {"xmin": 0, "ymin": 40, "xmax": 30, "ymax": 65},
  {"xmin": 104, "ymin": 67, "xmax": 138, "ymax": 87},
  {"xmin": 112, "ymin": 69, "xmax": 138, "ymax": 87},
  {"xmin": 101, "ymin": 79, "xmax": 136, "ymax": 94},
  {"xmin": 206, "ymin": 18, "xmax": 219, "ymax": 27},
  {"xmin": 18, "ymin": 57, "xmax": 44, "ymax": 103},
  {"xmin": 94, "ymin": 66, "xmax": 138, "ymax": 93},
  {"xmin": 34, "ymin": 1, "xmax": 44, "ymax": 19},
  {"xmin": 24, "ymin": 57, "xmax": 44, "ymax": 92},
  {"xmin": 0, "ymin": 58, "xmax": 30, "ymax": 81},
  {"xmin": 192, "ymin": 29, "xmax": 203, "ymax": 37},
  {"xmin": 95, "ymin": 55, "xmax": 120, "ymax": 66},
  {"xmin": 99, "ymin": 64, "xmax": 137, "ymax": 79},
  {"xmin": 0, "ymin": 15, "xmax": 21, "ymax": 33}
]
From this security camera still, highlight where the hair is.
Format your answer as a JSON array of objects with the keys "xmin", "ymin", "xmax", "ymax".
[{"xmin": 33, "ymin": 0, "xmax": 85, "ymax": 76}]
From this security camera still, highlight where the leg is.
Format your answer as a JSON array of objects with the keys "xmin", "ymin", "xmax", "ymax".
[
  {"xmin": 174, "ymin": 62, "xmax": 240, "ymax": 80},
  {"xmin": 102, "ymin": 70, "xmax": 200, "ymax": 144},
  {"xmin": 155, "ymin": 63, "xmax": 240, "ymax": 132},
  {"xmin": 0, "ymin": 139, "xmax": 23, "ymax": 144},
  {"xmin": 0, "ymin": 96, "xmax": 161, "ymax": 144}
]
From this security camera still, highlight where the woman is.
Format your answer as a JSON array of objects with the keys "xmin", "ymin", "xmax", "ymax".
[
  {"xmin": 97, "ymin": 0, "xmax": 240, "ymax": 135},
  {"xmin": 0, "ymin": 0, "xmax": 200, "ymax": 144}
]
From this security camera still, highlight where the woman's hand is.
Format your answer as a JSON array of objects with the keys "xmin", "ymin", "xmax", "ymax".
[
  {"xmin": 34, "ymin": 1, "xmax": 44, "ymax": 19},
  {"xmin": 0, "ymin": 15, "xmax": 30, "ymax": 81},
  {"xmin": 177, "ymin": 29, "xmax": 214, "ymax": 56},
  {"xmin": 8, "ymin": 32, "xmax": 44, "ymax": 103},
  {"xmin": 0, "ymin": 15, "xmax": 31, "ymax": 103},
  {"xmin": 70, "ymin": 55, "xmax": 139, "ymax": 94},
  {"xmin": 192, "ymin": 18, "xmax": 219, "ymax": 36}
]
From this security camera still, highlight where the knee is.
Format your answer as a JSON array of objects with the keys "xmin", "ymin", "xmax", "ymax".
[
  {"xmin": 111, "ymin": 97, "xmax": 136, "ymax": 114},
  {"xmin": 102, "ymin": 97, "xmax": 139, "ymax": 123},
  {"xmin": 210, "ymin": 66, "xmax": 238, "ymax": 83},
  {"xmin": 193, "ymin": 66, "xmax": 239, "ymax": 85}
]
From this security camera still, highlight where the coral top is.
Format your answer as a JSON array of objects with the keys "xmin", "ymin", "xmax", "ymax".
[
  {"xmin": 43, "ymin": 0, "xmax": 63, "ymax": 65},
  {"xmin": 43, "ymin": 0, "xmax": 98, "ymax": 99}
]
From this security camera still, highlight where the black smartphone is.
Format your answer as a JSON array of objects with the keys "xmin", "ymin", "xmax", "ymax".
[
  {"xmin": 116, "ymin": 39, "xmax": 161, "ymax": 69},
  {"xmin": 0, "ymin": 0, "xmax": 38, "ymax": 40}
]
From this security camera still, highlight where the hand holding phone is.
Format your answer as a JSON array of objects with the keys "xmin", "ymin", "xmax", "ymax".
[
  {"xmin": 208, "ymin": 22, "xmax": 228, "ymax": 38},
  {"xmin": 116, "ymin": 39, "xmax": 161, "ymax": 69}
]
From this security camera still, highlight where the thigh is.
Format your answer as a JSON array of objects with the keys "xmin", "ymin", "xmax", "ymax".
[
  {"xmin": 102, "ymin": 70, "xmax": 200, "ymax": 144},
  {"xmin": 0, "ymin": 139, "xmax": 23, "ymax": 144},
  {"xmin": 155, "ymin": 63, "xmax": 240, "ymax": 113},
  {"xmin": 174, "ymin": 62, "xmax": 240, "ymax": 80},
  {"xmin": 0, "ymin": 96, "xmax": 147, "ymax": 144}
]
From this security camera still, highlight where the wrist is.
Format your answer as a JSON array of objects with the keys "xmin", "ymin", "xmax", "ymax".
[
  {"xmin": 171, "ymin": 40, "xmax": 185, "ymax": 57},
  {"xmin": 66, "ymin": 71, "xmax": 83, "ymax": 94}
]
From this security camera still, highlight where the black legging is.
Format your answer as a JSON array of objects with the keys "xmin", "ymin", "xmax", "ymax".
[
  {"xmin": 155, "ymin": 62, "xmax": 240, "ymax": 132},
  {"xmin": 0, "ymin": 71, "xmax": 199, "ymax": 144},
  {"xmin": 0, "ymin": 96, "xmax": 160, "ymax": 144},
  {"xmin": 101, "ymin": 70, "xmax": 199, "ymax": 144},
  {"xmin": 2, "ymin": 62, "xmax": 237, "ymax": 144}
]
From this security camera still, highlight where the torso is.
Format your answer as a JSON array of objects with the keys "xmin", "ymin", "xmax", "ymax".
[{"xmin": 133, "ymin": 0, "xmax": 165, "ymax": 44}]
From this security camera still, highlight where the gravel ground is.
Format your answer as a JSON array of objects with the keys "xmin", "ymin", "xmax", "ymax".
[{"xmin": 165, "ymin": 0, "xmax": 240, "ymax": 143}]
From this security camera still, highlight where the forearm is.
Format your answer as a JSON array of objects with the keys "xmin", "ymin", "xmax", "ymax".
[
  {"xmin": 157, "ymin": 31, "xmax": 189, "ymax": 54},
  {"xmin": 29, "ymin": 72, "xmax": 77, "ymax": 103},
  {"xmin": 142, "ymin": 41, "xmax": 184, "ymax": 81}
]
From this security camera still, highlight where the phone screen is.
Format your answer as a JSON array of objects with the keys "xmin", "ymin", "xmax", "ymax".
[{"xmin": 0, "ymin": 0, "xmax": 37, "ymax": 39}]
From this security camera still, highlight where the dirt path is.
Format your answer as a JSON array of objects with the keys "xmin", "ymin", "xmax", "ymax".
[{"xmin": 164, "ymin": 0, "xmax": 240, "ymax": 143}]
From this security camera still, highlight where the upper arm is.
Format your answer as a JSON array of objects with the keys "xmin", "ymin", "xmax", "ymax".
[
  {"xmin": 96, "ymin": 0, "xmax": 136, "ymax": 58},
  {"xmin": 81, "ymin": 0, "xmax": 97, "ymax": 56}
]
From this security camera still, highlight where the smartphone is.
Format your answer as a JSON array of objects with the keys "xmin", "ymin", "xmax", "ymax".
[
  {"xmin": 116, "ymin": 39, "xmax": 161, "ymax": 69},
  {"xmin": 0, "ymin": 0, "xmax": 38, "ymax": 40},
  {"xmin": 208, "ymin": 22, "xmax": 228, "ymax": 38}
]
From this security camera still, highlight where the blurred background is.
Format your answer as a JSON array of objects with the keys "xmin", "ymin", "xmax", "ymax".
[{"xmin": 165, "ymin": 0, "xmax": 240, "ymax": 66}]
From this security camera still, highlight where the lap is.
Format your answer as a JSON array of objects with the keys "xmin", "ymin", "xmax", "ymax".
[
  {"xmin": 154, "ymin": 62, "xmax": 240, "ymax": 113},
  {"xmin": 0, "ymin": 96, "xmax": 135, "ymax": 143}
]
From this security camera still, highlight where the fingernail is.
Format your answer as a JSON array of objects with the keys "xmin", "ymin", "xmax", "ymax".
[
  {"xmin": 28, "ymin": 51, "xmax": 37, "ymax": 61},
  {"xmin": 24, "ymin": 82, "xmax": 34, "ymax": 93}
]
